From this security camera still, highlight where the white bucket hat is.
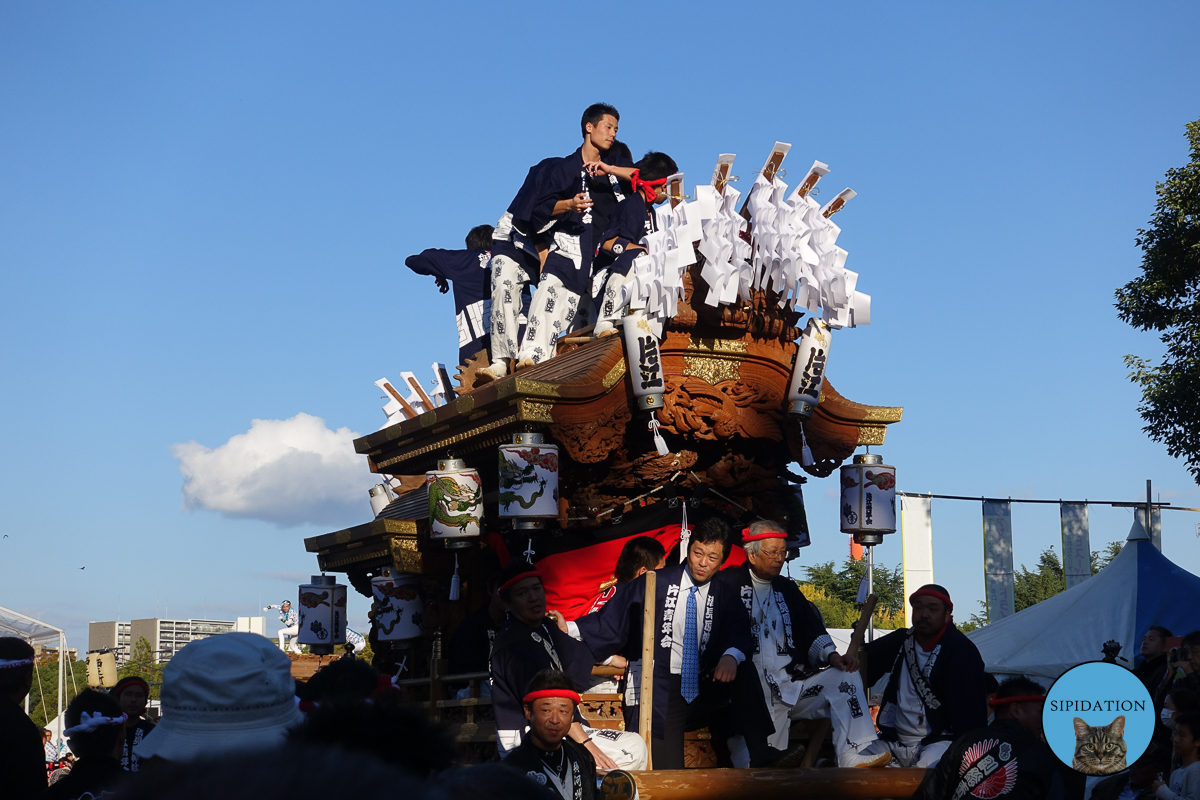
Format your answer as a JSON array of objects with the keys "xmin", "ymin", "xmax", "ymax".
[{"xmin": 134, "ymin": 632, "xmax": 303, "ymax": 762}]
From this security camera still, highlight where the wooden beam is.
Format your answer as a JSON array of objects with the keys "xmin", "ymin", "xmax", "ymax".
[
  {"xmin": 406, "ymin": 375, "xmax": 436, "ymax": 411},
  {"xmin": 639, "ymin": 569, "xmax": 657, "ymax": 768},
  {"xmin": 626, "ymin": 767, "xmax": 927, "ymax": 800},
  {"xmin": 381, "ymin": 381, "xmax": 418, "ymax": 418}
]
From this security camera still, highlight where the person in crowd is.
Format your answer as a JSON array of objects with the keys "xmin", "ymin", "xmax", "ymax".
[
  {"xmin": 44, "ymin": 688, "xmax": 127, "ymax": 800},
  {"xmin": 717, "ymin": 521, "xmax": 889, "ymax": 768},
  {"xmin": 0, "ymin": 637, "xmax": 46, "ymax": 800},
  {"xmin": 301, "ymin": 654, "xmax": 380, "ymax": 703},
  {"xmin": 111, "ymin": 675, "xmax": 155, "ymax": 772},
  {"xmin": 1158, "ymin": 633, "xmax": 1200, "ymax": 712},
  {"xmin": 404, "ymin": 225, "xmax": 496, "ymax": 367},
  {"xmin": 1140, "ymin": 626, "xmax": 1176, "ymax": 697},
  {"xmin": 43, "ymin": 727, "xmax": 63, "ymax": 764},
  {"xmin": 289, "ymin": 694, "xmax": 454, "ymax": 780},
  {"xmin": 571, "ymin": 517, "xmax": 752, "ymax": 770},
  {"xmin": 1162, "ymin": 690, "xmax": 1200, "ymax": 778},
  {"xmin": 590, "ymin": 150, "xmax": 677, "ymax": 334},
  {"xmin": 858, "ymin": 583, "xmax": 990, "ymax": 767},
  {"xmin": 1153, "ymin": 712, "xmax": 1200, "ymax": 800},
  {"xmin": 582, "ymin": 536, "xmax": 667, "ymax": 616},
  {"xmin": 912, "ymin": 676, "xmax": 1064, "ymax": 799},
  {"xmin": 265, "ymin": 600, "xmax": 301, "ymax": 655},
  {"xmin": 489, "ymin": 560, "xmax": 646, "ymax": 770},
  {"xmin": 435, "ymin": 763, "xmax": 562, "ymax": 800},
  {"xmin": 1092, "ymin": 748, "xmax": 1167, "ymax": 800},
  {"xmin": 502, "ymin": 669, "xmax": 597, "ymax": 800},
  {"xmin": 134, "ymin": 632, "xmax": 303, "ymax": 763},
  {"xmin": 115, "ymin": 744, "xmax": 429, "ymax": 800}
]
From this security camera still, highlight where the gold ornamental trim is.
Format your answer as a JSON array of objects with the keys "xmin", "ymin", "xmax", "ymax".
[
  {"xmin": 374, "ymin": 413, "xmax": 520, "ymax": 469},
  {"xmin": 683, "ymin": 355, "xmax": 742, "ymax": 386},
  {"xmin": 456, "ymin": 394, "xmax": 475, "ymax": 414},
  {"xmin": 419, "ymin": 411, "xmax": 438, "ymax": 428},
  {"xmin": 686, "ymin": 337, "xmax": 748, "ymax": 355},
  {"xmin": 518, "ymin": 399, "xmax": 555, "ymax": 423},
  {"xmin": 856, "ymin": 426, "xmax": 887, "ymax": 446},
  {"xmin": 860, "ymin": 406, "xmax": 904, "ymax": 423},
  {"xmin": 389, "ymin": 535, "xmax": 423, "ymax": 573},
  {"xmin": 602, "ymin": 359, "xmax": 627, "ymax": 389},
  {"xmin": 514, "ymin": 378, "xmax": 562, "ymax": 398}
]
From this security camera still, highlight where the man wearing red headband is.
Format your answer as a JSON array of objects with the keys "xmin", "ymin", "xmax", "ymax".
[
  {"xmin": 589, "ymin": 151, "xmax": 678, "ymax": 335},
  {"xmin": 912, "ymin": 676, "xmax": 1066, "ymax": 799},
  {"xmin": 112, "ymin": 676, "xmax": 155, "ymax": 772},
  {"xmin": 855, "ymin": 583, "xmax": 990, "ymax": 768},
  {"xmin": 503, "ymin": 669, "xmax": 597, "ymax": 800},
  {"xmin": 489, "ymin": 560, "xmax": 647, "ymax": 771},
  {"xmin": 572, "ymin": 517, "xmax": 753, "ymax": 770},
  {"xmin": 718, "ymin": 521, "xmax": 889, "ymax": 768}
]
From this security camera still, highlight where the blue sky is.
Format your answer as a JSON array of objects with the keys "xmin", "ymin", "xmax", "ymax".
[{"xmin": 2, "ymin": 3, "xmax": 1199, "ymax": 653}]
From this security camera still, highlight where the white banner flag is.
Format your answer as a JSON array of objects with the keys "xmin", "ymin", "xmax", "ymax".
[
  {"xmin": 1060, "ymin": 502, "xmax": 1091, "ymax": 590},
  {"xmin": 982, "ymin": 500, "xmax": 1015, "ymax": 622},
  {"xmin": 900, "ymin": 496, "xmax": 934, "ymax": 630},
  {"xmin": 1135, "ymin": 507, "xmax": 1162, "ymax": 551}
]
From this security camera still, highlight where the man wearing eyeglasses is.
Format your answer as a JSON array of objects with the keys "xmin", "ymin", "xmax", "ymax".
[{"xmin": 717, "ymin": 521, "xmax": 888, "ymax": 768}]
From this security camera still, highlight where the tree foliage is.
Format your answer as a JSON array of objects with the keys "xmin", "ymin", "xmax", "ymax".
[
  {"xmin": 800, "ymin": 559, "xmax": 905, "ymax": 615},
  {"xmin": 117, "ymin": 636, "xmax": 164, "ymax": 699},
  {"xmin": 1116, "ymin": 118, "xmax": 1200, "ymax": 481},
  {"xmin": 27, "ymin": 658, "xmax": 89, "ymax": 729}
]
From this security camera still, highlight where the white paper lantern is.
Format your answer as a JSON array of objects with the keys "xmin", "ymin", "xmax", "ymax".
[
  {"xmin": 787, "ymin": 318, "xmax": 832, "ymax": 417},
  {"xmin": 426, "ymin": 457, "xmax": 483, "ymax": 546},
  {"xmin": 839, "ymin": 454, "xmax": 897, "ymax": 541},
  {"xmin": 622, "ymin": 312, "xmax": 665, "ymax": 411},
  {"xmin": 498, "ymin": 432, "xmax": 559, "ymax": 523},
  {"xmin": 369, "ymin": 484, "xmax": 391, "ymax": 517},
  {"xmin": 371, "ymin": 568, "xmax": 423, "ymax": 641},
  {"xmin": 296, "ymin": 575, "xmax": 347, "ymax": 655}
]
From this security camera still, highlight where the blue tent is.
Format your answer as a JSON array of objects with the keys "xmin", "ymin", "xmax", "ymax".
[{"xmin": 967, "ymin": 516, "xmax": 1200, "ymax": 680}]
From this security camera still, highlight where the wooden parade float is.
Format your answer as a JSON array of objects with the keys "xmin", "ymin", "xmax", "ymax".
[{"xmin": 302, "ymin": 145, "xmax": 915, "ymax": 796}]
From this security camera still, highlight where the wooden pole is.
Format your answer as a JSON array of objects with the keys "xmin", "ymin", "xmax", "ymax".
[
  {"xmin": 625, "ymin": 767, "xmax": 926, "ymax": 800},
  {"xmin": 639, "ymin": 569, "xmax": 656, "ymax": 768}
]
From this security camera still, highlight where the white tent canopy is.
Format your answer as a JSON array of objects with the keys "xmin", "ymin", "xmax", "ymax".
[
  {"xmin": 1, "ymin": 605, "xmax": 68, "ymax": 737},
  {"xmin": 967, "ymin": 517, "xmax": 1200, "ymax": 681}
]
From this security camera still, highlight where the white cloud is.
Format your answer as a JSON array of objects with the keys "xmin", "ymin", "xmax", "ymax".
[{"xmin": 172, "ymin": 413, "xmax": 375, "ymax": 527}]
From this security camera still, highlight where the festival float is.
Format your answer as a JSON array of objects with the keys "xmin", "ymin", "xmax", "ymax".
[{"xmin": 299, "ymin": 144, "xmax": 919, "ymax": 796}]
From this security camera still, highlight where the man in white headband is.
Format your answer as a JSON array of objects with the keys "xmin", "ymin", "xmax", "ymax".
[
  {"xmin": 0, "ymin": 636, "xmax": 48, "ymax": 799},
  {"xmin": 45, "ymin": 689, "xmax": 128, "ymax": 800}
]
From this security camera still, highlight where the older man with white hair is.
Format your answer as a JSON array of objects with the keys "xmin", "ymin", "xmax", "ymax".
[{"xmin": 716, "ymin": 521, "xmax": 888, "ymax": 769}]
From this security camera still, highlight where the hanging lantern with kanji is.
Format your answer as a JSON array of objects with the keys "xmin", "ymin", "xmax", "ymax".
[
  {"xmin": 296, "ymin": 574, "xmax": 347, "ymax": 656},
  {"xmin": 787, "ymin": 317, "xmax": 832, "ymax": 418},
  {"xmin": 622, "ymin": 311, "xmax": 665, "ymax": 411},
  {"xmin": 839, "ymin": 453, "xmax": 897, "ymax": 546},
  {"xmin": 498, "ymin": 432, "xmax": 559, "ymax": 527},
  {"xmin": 425, "ymin": 456, "xmax": 483, "ymax": 547},
  {"xmin": 371, "ymin": 567, "xmax": 423, "ymax": 642}
]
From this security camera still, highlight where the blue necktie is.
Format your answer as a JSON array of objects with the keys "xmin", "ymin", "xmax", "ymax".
[{"xmin": 681, "ymin": 586, "xmax": 699, "ymax": 703}]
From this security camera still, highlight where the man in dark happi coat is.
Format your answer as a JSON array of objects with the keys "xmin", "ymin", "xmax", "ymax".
[
  {"xmin": 571, "ymin": 518, "xmax": 752, "ymax": 770},
  {"xmin": 913, "ymin": 676, "xmax": 1066, "ymax": 800},
  {"xmin": 858, "ymin": 584, "xmax": 990, "ymax": 767},
  {"xmin": 717, "ymin": 522, "xmax": 888, "ymax": 768},
  {"xmin": 502, "ymin": 669, "xmax": 597, "ymax": 800},
  {"xmin": 490, "ymin": 561, "xmax": 647, "ymax": 770}
]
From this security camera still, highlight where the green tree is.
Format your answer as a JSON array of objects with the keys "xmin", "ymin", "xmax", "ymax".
[
  {"xmin": 1116, "ymin": 118, "xmax": 1200, "ymax": 481},
  {"xmin": 27, "ymin": 657, "xmax": 89, "ymax": 729},
  {"xmin": 117, "ymin": 637, "xmax": 164, "ymax": 699},
  {"xmin": 800, "ymin": 559, "xmax": 905, "ymax": 616}
]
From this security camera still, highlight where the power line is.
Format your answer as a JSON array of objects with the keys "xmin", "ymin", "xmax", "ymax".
[{"xmin": 896, "ymin": 491, "xmax": 1199, "ymax": 511}]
